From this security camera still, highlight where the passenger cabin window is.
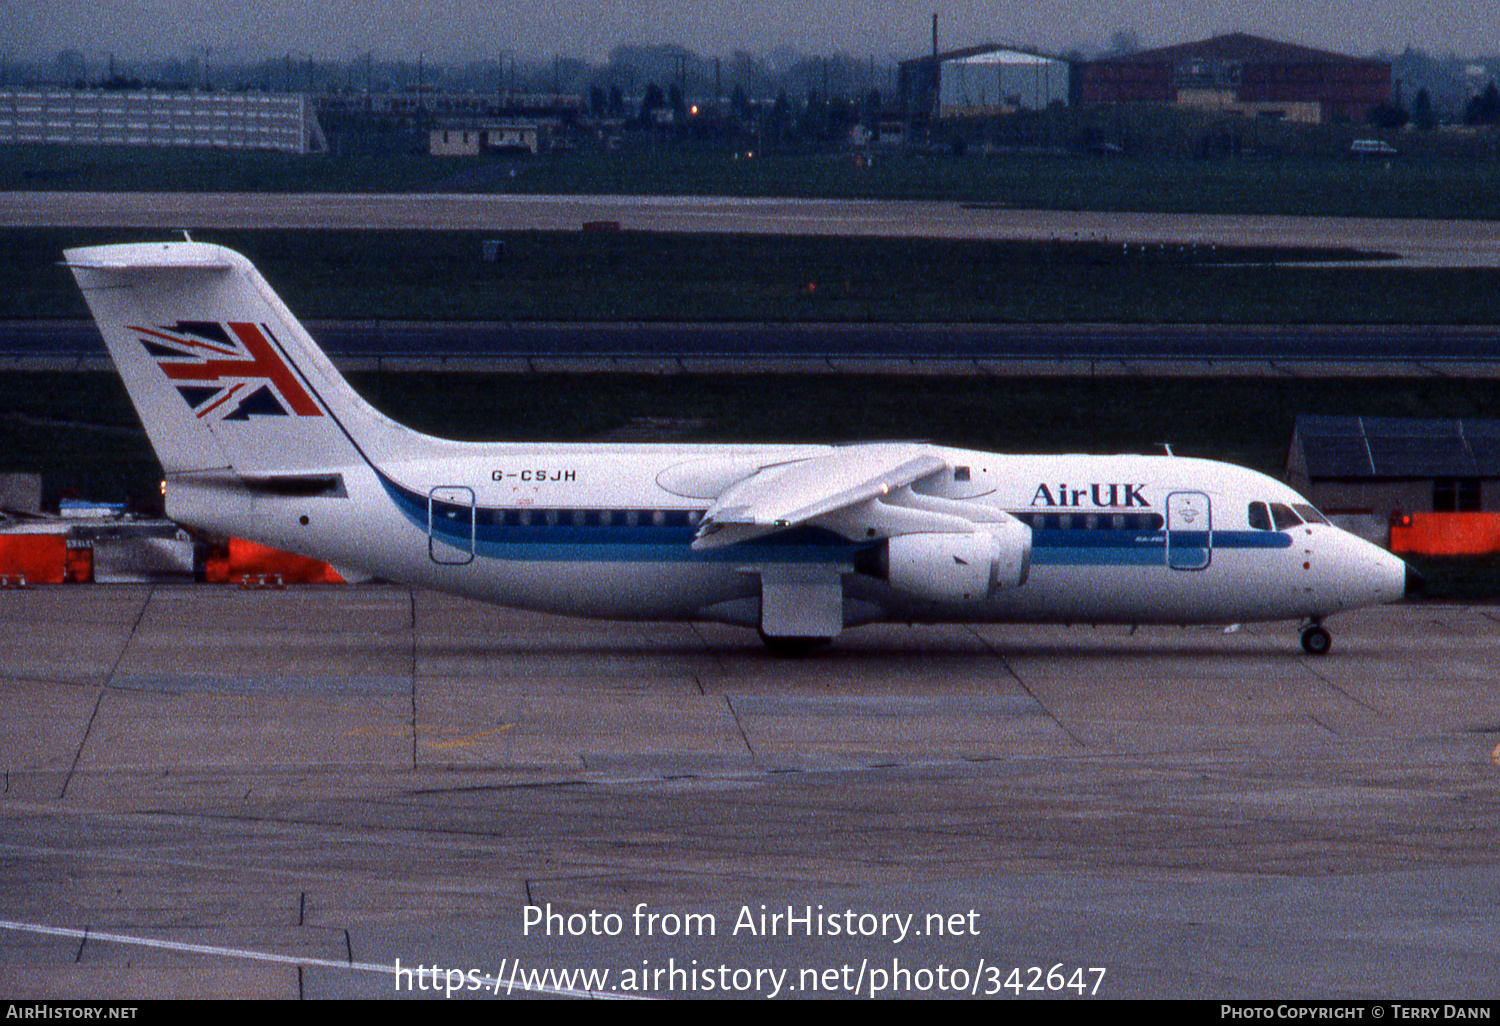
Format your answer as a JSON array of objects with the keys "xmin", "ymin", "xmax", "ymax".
[
  {"xmin": 1269, "ymin": 503, "xmax": 1303, "ymax": 530},
  {"xmin": 1248, "ymin": 502, "xmax": 1272, "ymax": 530},
  {"xmin": 953, "ymin": 466, "xmax": 971, "ymax": 482}
]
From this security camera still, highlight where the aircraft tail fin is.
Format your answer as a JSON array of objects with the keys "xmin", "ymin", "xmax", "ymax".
[{"xmin": 65, "ymin": 241, "xmax": 402, "ymax": 479}]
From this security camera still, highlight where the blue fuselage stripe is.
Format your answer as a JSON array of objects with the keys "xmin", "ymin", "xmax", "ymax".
[{"xmin": 380, "ymin": 473, "xmax": 1295, "ymax": 566}]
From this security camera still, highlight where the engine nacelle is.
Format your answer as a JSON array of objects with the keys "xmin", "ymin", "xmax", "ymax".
[{"xmin": 886, "ymin": 522, "xmax": 1031, "ymax": 603}]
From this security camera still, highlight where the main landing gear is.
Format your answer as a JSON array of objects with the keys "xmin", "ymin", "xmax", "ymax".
[
  {"xmin": 758, "ymin": 631, "xmax": 832, "ymax": 657},
  {"xmin": 1300, "ymin": 620, "xmax": 1332, "ymax": 656}
]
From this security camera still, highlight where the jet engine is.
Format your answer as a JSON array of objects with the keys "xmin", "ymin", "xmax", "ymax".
[{"xmin": 885, "ymin": 521, "xmax": 1031, "ymax": 603}]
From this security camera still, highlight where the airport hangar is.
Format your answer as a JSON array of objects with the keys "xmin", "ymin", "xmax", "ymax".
[
  {"xmin": 1076, "ymin": 32, "xmax": 1393, "ymax": 125},
  {"xmin": 897, "ymin": 32, "xmax": 1393, "ymax": 130}
]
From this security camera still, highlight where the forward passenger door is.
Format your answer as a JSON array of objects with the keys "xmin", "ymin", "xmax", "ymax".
[{"xmin": 1166, "ymin": 491, "xmax": 1211, "ymax": 571}]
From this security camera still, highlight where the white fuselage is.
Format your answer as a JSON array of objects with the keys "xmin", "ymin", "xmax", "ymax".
[{"xmin": 169, "ymin": 444, "xmax": 1409, "ymax": 630}]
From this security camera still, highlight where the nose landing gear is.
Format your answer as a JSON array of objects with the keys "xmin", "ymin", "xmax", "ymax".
[{"xmin": 1300, "ymin": 620, "xmax": 1332, "ymax": 656}]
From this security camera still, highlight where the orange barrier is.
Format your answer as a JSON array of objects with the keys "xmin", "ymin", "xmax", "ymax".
[
  {"xmin": 221, "ymin": 538, "xmax": 345, "ymax": 585},
  {"xmin": 0, "ymin": 535, "xmax": 67, "ymax": 584},
  {"xmin": 64, "ymin": 544, "xmax": 93, "ymax": 583},
  {"xmin": 202, "ymin": 542, "xmax": 231, "ymax": 584},
  {"xmin": 1389, "ymin": 512, "xmax": 1500, "ymax": 556}
]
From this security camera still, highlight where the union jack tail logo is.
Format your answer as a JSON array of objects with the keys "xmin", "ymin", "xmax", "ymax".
[{"xmin": 131, "ymin": 321, "xmax": 323, "ymax": 421}]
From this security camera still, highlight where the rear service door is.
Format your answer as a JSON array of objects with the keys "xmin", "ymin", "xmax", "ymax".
[{"xmin": 428, "ymin": 486, "xmax": 476, "ymax": 565}]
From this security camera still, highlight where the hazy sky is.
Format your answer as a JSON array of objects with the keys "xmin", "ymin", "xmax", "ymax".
[{"xmin": 7, "ymin": 0, "xmax": 1496, "ymax": 63}]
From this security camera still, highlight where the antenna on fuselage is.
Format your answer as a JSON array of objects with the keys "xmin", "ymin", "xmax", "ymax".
[{"xmin": 1159, "ymin": 443, "xmax": 1175, "ymax": 456}]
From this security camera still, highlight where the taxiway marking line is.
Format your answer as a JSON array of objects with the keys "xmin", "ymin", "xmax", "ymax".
[{"xmin": 0, "ymin": 918, "xmax": 637, "ymax": 1000}]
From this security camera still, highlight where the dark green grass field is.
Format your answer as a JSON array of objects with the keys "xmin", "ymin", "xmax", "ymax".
[
  {"xmin": 8, "ymin": 227, "xmax": 1500, "ymax": 324},
  {"xmin": 5, "ymin": 144, "xmax": 1500, "ymax": 220}
]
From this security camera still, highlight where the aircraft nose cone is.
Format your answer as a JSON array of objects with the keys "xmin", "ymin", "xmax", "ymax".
[{"xmin": 1405, "ymin": 563, "xmax": 1425, "ymax": 598}]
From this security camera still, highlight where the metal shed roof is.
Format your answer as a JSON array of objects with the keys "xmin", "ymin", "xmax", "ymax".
[
  {"xmin": 1295, "ymin": 416, "xmax": 1500, "ymax": 479},
  {"xmin": 945, "ymin": 49, "xmax": 1065, "ymax": 67},
  {"xmin": 1099, "ymin": 32, "xmax": 1374, "ymax": 67},
  {"xmin": 901, "ymin": 43, "xmax": 1067, "ymax": 68}
]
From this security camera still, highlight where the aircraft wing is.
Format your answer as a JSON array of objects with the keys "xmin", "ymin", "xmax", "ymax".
[{"xmin": 693, "ymin": 443, "xmax": 947, "ymax": 550}]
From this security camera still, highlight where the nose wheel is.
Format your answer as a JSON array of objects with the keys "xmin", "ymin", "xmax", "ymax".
[{"xmin": 1300, "ymin": 622, "xmax": 1332, "ymax": 656}]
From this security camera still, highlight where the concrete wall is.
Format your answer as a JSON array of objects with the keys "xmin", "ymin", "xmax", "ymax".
[{"xmin": 0, "ymin": 474, "xmax": 41, "ymax": 515}]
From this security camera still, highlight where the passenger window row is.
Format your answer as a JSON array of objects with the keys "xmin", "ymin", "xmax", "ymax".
[
  {"xmin": 1013, "ymin": 512, "xmax": 1165, "ymax": 531},
  {"xmin": 454, "ymin": 508, "xmax": 706, "ymax": 529}
]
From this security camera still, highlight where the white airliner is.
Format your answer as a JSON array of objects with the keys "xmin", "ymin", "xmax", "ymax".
[{"xmin": 66, "ymin": 241, "xmax": 1417, "ymax": 656}]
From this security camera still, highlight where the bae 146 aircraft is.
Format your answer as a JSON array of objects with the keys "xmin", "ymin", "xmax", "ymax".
[{"xmin": 66, "ymin": 241, "xmax": 1419, "ymax": 655}]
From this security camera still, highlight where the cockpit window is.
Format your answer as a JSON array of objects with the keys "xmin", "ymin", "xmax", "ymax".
[
  {"xmin": 1269, "ymin": 503, "xmax": 1303, "ymax": 530},
  {"xmin": 1292, "ymin": 503, "xmax": 1328, "ymax": 526},
  {"xmin": 1248, "ymin": 502, "xmax": 1272, "ymax": 531}
]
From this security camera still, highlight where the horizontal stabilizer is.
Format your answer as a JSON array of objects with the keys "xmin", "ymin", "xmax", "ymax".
[{"xmin": 63, "ymin": 244, "xmax": 233, "ymax": 272}]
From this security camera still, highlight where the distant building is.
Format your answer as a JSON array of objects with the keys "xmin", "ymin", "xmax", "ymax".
[
  {"xmin": 0, "ymin": 89, "xmax": 324, "ymax": 153},
  {"xmin": 849, "ymin": 121, "xmax": 908, "ymax": 148},
  {"xmin": 429, "ymin": 119, "xmax": 550, "ymax": 156},
  {"xmin": 901, "ymin": 45, "xmax": 1071, "ymax": 122},
  {"xmin": 1078, "ymin": 33, "xmax": 1391, "ymax": 124},
  {"xmin": 0, "ymin": 474, "xmax": 41, "ymax": 516},
  {"xmin": 321, "ymin": 90, "xmax": 582, "ymax": 118},
  {"xmin": 1287, "ymin": 416, "xmax": 1500, "ymax": 544}
]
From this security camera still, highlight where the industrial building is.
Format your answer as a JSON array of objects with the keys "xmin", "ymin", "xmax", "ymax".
[
  {"xmin": 1287, "ymin": 416, "xmax": 1500, "ymax": 552},
  {"xmin": 429, "ymin": 119, "xmax": 548, "ymax": 156},
  {"xmin": 1078, "ymin": 33, "xmax": 1391, "ymax": 124},
  {"xmin": 901, "ymin": 44, "xmax": 1071, "ymax": 121},
  {"xmin": 0, "ymin": 89, "xmax": 325, "ymax": 153}
]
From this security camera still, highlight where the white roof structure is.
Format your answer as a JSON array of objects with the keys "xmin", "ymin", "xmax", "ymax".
[
  {"xmin": 938, "ymin": 46, "xmax": 1070, "ymax": 113},
  {"xmin": 946, "ymin": 49, "xmax": 1060, "ymax": 67}
]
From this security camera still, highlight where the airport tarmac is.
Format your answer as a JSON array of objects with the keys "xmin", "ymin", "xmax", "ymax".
[
  {"xmin": 8, "ymin": 191, "xmax": 1500, "ymax": 267},
  {"xmin": 2, "ymin": 584, "xmax": 1499, "ymax": 999}
]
